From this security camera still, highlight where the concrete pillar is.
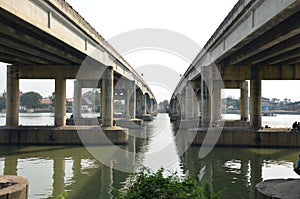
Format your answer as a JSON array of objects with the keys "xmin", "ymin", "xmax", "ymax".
[
  {"xmin": 73, "ymin": 80, "xmax": 82, "ymax": 117},
  {"xmin": 250, "ymin": 74, "xmax": 262, "ymax": 129},
  {"xmin": 176, "ymin": 97, "xmax": 181, "ymax": 117},
  {"xmin": 128, "ymin": 80, "xmax": 136, "ymax": 119},
  {"xmin": 101, "ymin": 66, "xmax": 114, "ymax": 127},
  {"xmin": 55, "ymin": 77, "xmax": 66, "ymax": 126},
  {"xmin": 201, "ymin": 76, "xmax": 211, "ymax": 127},
  {"xmin": 135, "ymin": 92, "xmax": 142, "ymax": 116},
  {"xmin": 169, "ymin": 99, "xmax": 174, "ymax": 115},
  {"xmin": 212, "ymin": 83, "xmax": 221, "ymax": 122},
  {"xmin": 150, "ymin": 99, "xmax": 154, "ymax": 113},
  {"xmin": 6, "ymin": 66, "xmax": 19, "ymax": 126},
  {"xmin": 181, "ymin": 90, "xmax": 185, "ymax": 118},
  {"xmin": 141, "ymin": 95, "xmax": 147, "ymax": 115},
  {"xmin": 240, "ymin": 81, "xmax": 249, "ymax": 121},
  {"xmin": 194, "ymin": 80, "xmax": 201, "ymax": 117},
  {"xmin": 185, "ymin": 81, "xmax": 194, "ymax": 120}
]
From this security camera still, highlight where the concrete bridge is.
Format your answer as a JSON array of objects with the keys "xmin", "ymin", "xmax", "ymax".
[
  {"xmin": 0, "ymin": 0, "xmax": 156, "ymax": 144},
  {"xmin": 170, "ymin": 0, "xmax": 300, "ymax": 132}
]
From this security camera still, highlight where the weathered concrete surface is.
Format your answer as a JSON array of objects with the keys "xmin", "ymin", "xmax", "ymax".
[
  {"xmin": 140, "ymin": 114, "xmax": 153, "ymax": 121},
  {"xmin": 0, "ymin": 126, "xmax": 128, "ymax": 145},
  {"xmin": 0, "ymin": 175, "xmax": 29, "ymax": 199},
  {"xmin": 115, "ymin": 119, "xmax": 143, "ymax": 129},
  {"xmin": 256, "ymin": 179, "xmax": 300, "ymax": 199},
  {"xmin": 190, "ymin": 128, "xmax": 300, "ymax": 147}
]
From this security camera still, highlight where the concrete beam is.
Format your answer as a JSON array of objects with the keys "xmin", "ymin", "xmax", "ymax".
[
  {"xmin": 222, "ymin": 65, "xmax": 300, "ymax": 80},
  {"xmin": 16, "ymin": 65, "xmax": 79, "ymax": 79}
]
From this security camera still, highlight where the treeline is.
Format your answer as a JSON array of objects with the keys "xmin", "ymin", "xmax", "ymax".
[{"xmin": 0, "ymin": 91, "xmax": 55, "ymax": 111}]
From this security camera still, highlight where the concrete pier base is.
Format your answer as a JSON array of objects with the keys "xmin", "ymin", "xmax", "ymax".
[
  {"xmin": 0, "ymin": 126, "xmax": 128, "ymax": 145},
  {"xmin": 190, "ymin": 128, "xmax": 300, "ymax": 147},
  {"xmin": 170, "ymin": 115, "xmax": 180, "ymax": 122},
  {"xmin": 101, "ymin": 126, "xmax": 128, "ymax": 145},
  {"xmin": 256, "ymin": 179, "xmax": 300, "ymax": 199},
  {"xmin": 115, "ymin": 118, "xmax": 143, "ymax": 128},
  {"xmin": 219, "ymin": 120, "xmax": 250, "ymax": 128},
  {"xmin": 0, "ymin": 175, "xmax": 29, "ymax": 199},
  {"xmin": 141, "ymin": 114, "xmax": 153, "ymax": 121},
  {"xmin": 178, "ymin": 119, "xmax": 199, "ymax": 129}
]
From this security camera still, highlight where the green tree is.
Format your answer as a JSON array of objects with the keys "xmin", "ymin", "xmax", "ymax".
[
  {"xmin": 49, "ymin": 92, "xmax": 55, "ymax": 107},
  {"xmin": 20, "ymin": 91, "xmax": 43, "ymax": 109},
  {"xmin": 0, "ymin": 97, "xmax": 5, "ymax": 111},
  {"xmin": 159, "ymin": 100, "xmax": 169, "ymax": 113}
]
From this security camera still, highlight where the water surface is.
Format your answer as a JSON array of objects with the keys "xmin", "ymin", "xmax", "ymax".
[{"xmin": 0, "ymin": 113, "xmax": 300, "ymax": 198}]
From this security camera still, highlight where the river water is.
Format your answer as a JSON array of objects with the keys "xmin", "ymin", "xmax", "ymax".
[{"xmin": 0, "ymin": 113, "xmax": 300, "ymax": 198}]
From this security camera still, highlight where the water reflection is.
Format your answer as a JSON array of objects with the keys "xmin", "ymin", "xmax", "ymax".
[
  {"xmin": 0, "ymin": 114, "xmax": 300, "ymax": 198},
  {"xmin": 180, "ymin": 146, "xmax": 300, "ymax": 198}
]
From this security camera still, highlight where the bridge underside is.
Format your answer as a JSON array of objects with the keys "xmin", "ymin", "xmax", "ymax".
[
  {"xmin": 220, "ymin": 12, "xmax": 300, "ymax": 67},
  {"xmin": 0, "ymin": 7, "xmax": 86, "ymax": 66},
  {"xmin": 0, "ymin": 1, "xmax": 156, "ymax": 132},
  {"xmin": 170, "ymin": 0, "xmax": 300, "ymax": 132}
]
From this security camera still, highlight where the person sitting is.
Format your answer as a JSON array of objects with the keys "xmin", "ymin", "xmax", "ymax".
[
  {"xmin": 294, "ymin": 154, "xmax": 300, "ymax": 175},
  {"xmin": 292, "ymin": 121, "xmax": 298, "ymax": 130}
]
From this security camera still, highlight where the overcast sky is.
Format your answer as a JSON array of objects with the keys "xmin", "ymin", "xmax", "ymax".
[{"xmin": 0, "ymin": 0, "xmax": 299, "ymax": 102}]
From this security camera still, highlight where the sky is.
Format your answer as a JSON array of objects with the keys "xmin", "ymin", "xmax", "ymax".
[{"xmin": 0, "ymin": 0, "xmax": 300, "ymax": 102}]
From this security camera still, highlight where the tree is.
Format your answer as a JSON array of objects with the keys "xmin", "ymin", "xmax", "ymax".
[
  {"xmin": 49, "ymin": 92, "xmax": 55, "ymax": 107},
  {"xmin": 0, "ymin": 96, "xmax": 5, "ymax": 111},
  {"xmin": 20, "ymin": 91, "xmax": 43, "ymax": 109},
  {"xmin": 158, "ymin": 100, "xmax": 169, "ymax": 113}
]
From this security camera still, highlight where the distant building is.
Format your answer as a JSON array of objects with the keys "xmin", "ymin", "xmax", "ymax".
[
  {"xmin": 262, "ymin": 97, "xmax": 271, "ymax": 112},
  {"xmin": 286, "ymin": 101, "xmax": 300, "ymax": 111},
  {"xmin": 40, "ymin": 97, "xmax": 52, "ymax": 105}
]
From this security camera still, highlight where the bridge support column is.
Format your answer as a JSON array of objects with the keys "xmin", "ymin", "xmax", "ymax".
[
  {"xmin": 6, "ymin": 66, "xmax": 19, "ymax": 126},
  {"xmin": 140, "ymin": 94, "xmax": 152, "ymax": 121},
  {"xmin": 73, "ymin": 80, "xmax": 82, "ymax": 117},
  {"xmin": 250, "ymin": 76, "xmax": 262, "ymax": 129},
  {"xmin": 116, "ymin": 80, "xmax": 143, "ymax": 128},
  {"xmin": 149, "ymin": 99, "xmax": 154, "ymax": 114},
  {"xmin": 170, "ymin": 97, "xmax": 180, "ymax": 122},
  {"xmin": 141, "ymin": 95, "xmax": 147, "ymax": 115},
  {"xmin": 128, "ymin": 80, "xmax": 136, "ymax": 119},
  {"xmin": 101, "ymin": 66, "xmax": 114, "ymax": 127},
  {"xmin": 135, "ymin": 92, "xmax": 142, "ymax": 117},
  {"xmin": 194, "ymin": 80, "xmax": 201, "ymax": 118},
  {"xmin": 240, "ymin": 81, "xmax": 249, "ymax": 121},
  {"xmin": 179, "ymin": 81, "xmax": 199, "ymax": 129},
  {"xmin": 201, "ymin": 75, "xmax": 212, "ymax": 128},
  {"xmin": 55, "ymin": 77, "xmax": 66, "ymax": 126},
  {"xmin": 212, "ymin": 81, "xmax": 222, "ymax": 123},
  {"xmin": 185, "ymin": 81, "xmax": 195, "ymax": 120}
]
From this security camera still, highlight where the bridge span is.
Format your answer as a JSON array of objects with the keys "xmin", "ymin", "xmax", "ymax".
[
  {"xmin": 0, "ymin": 0, "xmax": 156, "ymax": 144},
  {"xmin": 170, "ymin": 0, "xmax": 300, "ymax": 130}
]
